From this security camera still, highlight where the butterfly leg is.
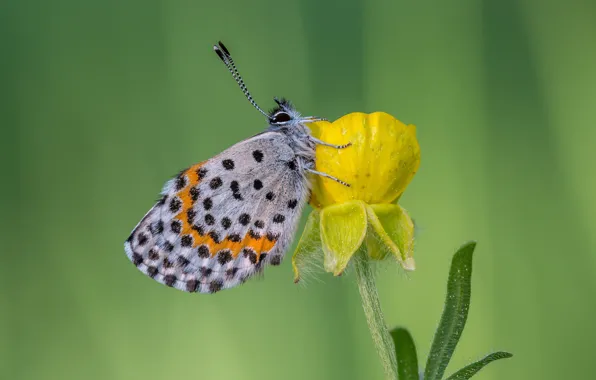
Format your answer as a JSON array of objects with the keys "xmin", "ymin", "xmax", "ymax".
[
  {"xmin": 309, "ymin": 137, "xmax": 352, "ymax": 149},
  {"xmin": 306, "ymin": 168, "xmax": 350, "ymax": 187},
  {"xmin": 299, "ymin": 115, "xmax": 328, "ymax": 123}
]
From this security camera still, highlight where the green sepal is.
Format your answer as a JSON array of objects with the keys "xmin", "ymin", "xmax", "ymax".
[
  {"xmin": 320, "ymin": 201, "xmax": 368, "ymax": 276},
  {"xmin": 291, "ymin": 209, "xmax": 321, "ymax": 283},
  {"xmin": 365, "ymin": 205, "xmax": 395, "ymax": 261},
  {"xmin": 365, "ymin": 228, "xmax": 390, "ymax": 261},
  {"xmin": 368, "ymin": 204, "xmax": 416, "ymax": 270}
]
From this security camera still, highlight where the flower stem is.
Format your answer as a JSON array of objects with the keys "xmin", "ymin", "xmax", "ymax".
[{"xmin": 354, "ymin": 249, "xmax": 398, "ymax": 380}]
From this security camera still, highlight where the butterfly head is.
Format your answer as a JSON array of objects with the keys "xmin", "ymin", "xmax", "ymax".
[{"xmin": 268, "ymin": 97, "xmax": 326, "ymax": 128}]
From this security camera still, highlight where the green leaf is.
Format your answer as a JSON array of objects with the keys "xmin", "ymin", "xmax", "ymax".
[
  {"xmin": 291, "ymin": 209, "xmax": 321, "ymax": 283},
  {"xmin": 445, "ymin": 352, "xmax": 513, "ymax": 380},
  {"xmin": 424, "ymin": 241, "xmax": 476, "ymax": 380},
  {"xmin": 320, "ymin": 201, "xmax": 368, "ymax": 276},
  {"xmin": 390, "ymin": 328, "xmax": 419, "ymax": 380}
]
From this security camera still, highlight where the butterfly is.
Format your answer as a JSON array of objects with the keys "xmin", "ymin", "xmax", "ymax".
[{"xmin": 124, "ymin": 42, "xmax": 351, "ymax": 293}]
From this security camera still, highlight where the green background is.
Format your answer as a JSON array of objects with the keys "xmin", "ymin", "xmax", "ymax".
[{"xmin": 2, "ymin": 1, "xmax": 595, "ymax": 379}]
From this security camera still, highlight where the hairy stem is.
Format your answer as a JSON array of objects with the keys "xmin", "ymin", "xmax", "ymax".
[{"xmin": 354, "ymin": 250, "xmax": 397, "ymax": 380}]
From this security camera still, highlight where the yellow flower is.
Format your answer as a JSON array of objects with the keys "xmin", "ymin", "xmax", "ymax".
[{"xmin": 292, "ymin": 112, "xmax": 420, "ymax": 281}]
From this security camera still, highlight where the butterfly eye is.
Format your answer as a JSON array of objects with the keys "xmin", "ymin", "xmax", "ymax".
[{"xmin": 271, "ymin": 112, "xmax": 292, "ymax": 124}]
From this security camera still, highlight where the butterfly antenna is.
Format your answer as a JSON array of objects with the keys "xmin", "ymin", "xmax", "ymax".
[{"xmin": 213, "ymin": 41, "xmax": 270, "ymax": 118}]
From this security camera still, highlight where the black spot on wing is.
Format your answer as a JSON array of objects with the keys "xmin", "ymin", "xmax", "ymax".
[
  {"xmin": 197, "ymin": 167, "xmax": 208, "ymax": 179},
  {"xmin": 147, "ymin": 266, "xmax": 158, "ymax": 278},
  {"xmin": 248, "ymin": 229, "xmax": 261, "ymax": 239},
  {"xmin": 228, "ymin": 234, "xmax": 242, "ymax": 242},
  {"xmin": 209, "ymin": 279, "xmax": 224, "ymax": 293},
  {"xmin": 177, "ymin": 256, "xmax": 190, "ymax": 267},
  {"xmin": 170, "ymin": 220, "xmax": 181, "ymax": 234},
  {"xmin": 209, "ymin": 177, "xmax": 223, "ymax": 189},
  {"xmin": 132, "ymin": 252, "xmax": 143, "ymax": 266},
  {"xmin": 266, "ymin": 232, "xmax": 279, "ymax": 242},
  {"xmin": 221, "ymin": 217, "xmax": 232, "ymax": 229},
  {"xmin": 169, "ymin": 197, "xmax": 181, "ymax": 213},
  {"xmin": 175, "ymin": 174, "xmax": 187, "ymax": 190},
  {"xmin": 200, "ymin": 266, "xmax": 212, "ymax": 277},
  {"xmin": 186, "ymin": 279, "xmax": 200, "ymax": 292},
  {"xmin": 163, "ymin": 258, "xmax": 174, "ymax": 268},
  {"xmin": 181, "ymin": 235, "xmax": 193, "ymax": 247},
  {"xmin": 239, "ymin": 213, "xmax": 250, "ymax": 225},
  {"xmin": 225, "ymin": 268, "xmax": 239, "ymax": 279},
  {"xmin": 187, "ymin": 209, "xmax": 196, "ymax": 224},
  {"xmin": 197, "ymin": 245, "xmax": 210, "ymax": 259},
  {"xmin": 230, "ymin": 181, "xmax": 243, "ymax": 200},
  {"xmin": 209, "ymin": 231, "xmax": 221, "ymax": 244},
  {"xmin": 190, "ymin": 186, "xmax": 200, "ymax": 202},
  {"xmin": 163, "ymin": 241, "xmax": 174, "ymax": 252},
  {"xmin": 222, "ymin": 159, "xmax": 235, "ymax": 170},
  {"xmin": 137, "ymin": 233, "xmax": 148, "ymax": 246},
  {"xmin": 164, "ymin": 274, "xmax": 177, "ymax": 287},
  {"xmin": 152, "ymin": 220, "xmax": 164, "ymax": 235},
  {"xmin": 192, "ymin": 224, "xmax": 205, "ymax": 236},
  {"xmin": 243, "ymin": 248, "xmax": 257, "ymax": 264},
  {"xmin": 148, "ymin": 249, "xmax": 159, "ymax": 261},
  {"xmin": 252, "ymin": 150, "xmax": 264, "ymax": 162},
  {"xmin": 217, "ymin": 250, "xmax": 232, "ymax": 265}
]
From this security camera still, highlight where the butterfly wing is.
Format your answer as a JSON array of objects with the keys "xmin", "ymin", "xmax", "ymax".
[{"xmin": 124, "ymin": 132, "xmax": 310, "ymax": 293}]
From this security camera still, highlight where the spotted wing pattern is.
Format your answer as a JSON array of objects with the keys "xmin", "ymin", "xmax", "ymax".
[{"xmin": 124, "ymin": 132, "xmax": 310, "ymax": 293}]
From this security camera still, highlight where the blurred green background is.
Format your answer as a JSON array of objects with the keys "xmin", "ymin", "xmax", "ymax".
[{"xmin": 2, "ymin": 0, "xmax": 595, "ymax": 379}]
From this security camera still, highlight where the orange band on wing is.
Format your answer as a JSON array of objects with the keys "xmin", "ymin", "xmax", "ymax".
[
  {"xmin": 172, "ymin": 162, "xmax": 279, "ymax": 262},
  {"xmin": 175, "ymin": 162, "xmax": 206, "ymax": 245}
]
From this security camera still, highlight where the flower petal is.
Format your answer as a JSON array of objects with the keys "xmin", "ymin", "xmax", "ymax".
[
  {"xmin": 320, "ymin": 201, "xmax": 368, "ymax": 276},
  {"xmin": 309, "ymin": 113, "xmax": 420, "ymax": 208},
  {"xmin": 369, "ymin": 204, "xmax": 416, "ymax": 271},
  {"xmin": 291, "ymin": 209, "xmax": 321, "ymax": 283}
]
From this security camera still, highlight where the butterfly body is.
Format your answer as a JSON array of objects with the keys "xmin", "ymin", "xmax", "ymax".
[{"xmin": 124, "ymin": 42, "xmax": 349, "ymax": 293}]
